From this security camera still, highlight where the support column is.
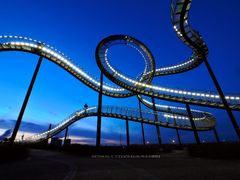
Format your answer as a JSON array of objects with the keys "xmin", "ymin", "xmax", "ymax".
[
  {"xmin": 138, "ymin": 99, "xmax": 145, "ymax": 145},
  {"xmin": 46, "ymin": 123, "xmax": 52, "ymax": 145},
  {"xmin": 203, "ymin": 58, "xmax": 240, "ymax": 140},
  {"xmin": 96, "ymin": 72, "xmax": 103, "ymax": 147},
  {"xmin": 186, "ymin": 103, "xmax": 200, "ymax": 145},
  {"xmin": 126, "ymin": 119, "xmax": 130, "ymax": 147},
  {"xmin": 213, "ymin": 127, "xmax": 220, "ymax": 143},
  {"xmin": 151, "ymin": 97, "xmax": 162, "ymax": 145},
  {"xmin": 176, "ymin": 129, "xmax": 182, "ymax": 145},
  {"xmin": 48, "ymin": 124, "xmax": 52, "ymax": 131},
  {"xmin": 173, "ymin": 118, "xmax": 182, "ymax": 145},
  {"xmin": 64, "ymin": 126, "xmax": 69, "ymax": 145},
  {"xmin": 9, "ymin": 56, "xmax": 43, "ymax": 145}
]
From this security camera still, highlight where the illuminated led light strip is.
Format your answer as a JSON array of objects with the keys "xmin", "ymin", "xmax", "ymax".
[
  {"xmin": 171, "ymin": 1, "xmax": 240, "ymax": 101},
  {"xmin": 155, "ymin": 58, "xmax": 195, "ymax": 72},
  {"xmin": 164, "ymin": 114, "xmax": 188, "ymax": 120},
  {"xmin": 163, "ymin": 114, "xmax": 205, "ymax": 121},
  {"xmin": 142, "ymin": 98, "xmax": 206, "ymax": 114},
  {"xmin": 29, "ymin": 107, "xmax": 97, "ymax": 140},
  {"xmin": 2, "ymin": 37, "xmax": 125, "ymax": 92},
  {"xmin": 25, "ymin": 106, "xmax": 209, "ymax": 142},
  {"xmin": 104, "ymin": 49, "xmax": 240, "ymax": 101},
  {"xmin": 104, "ymin": 44, "xmax": 153, "ymax": 86},
  {"xmin": 126, "ymin": 43, "xmax": 149, "ymax": 74},
  {"xmin": 2, "ymin": 38, "xmax": 240, "ymax": 102},
  {"xmin": 6, "ymin": 41, "xmax": 125, "ymax": 92},
  {"xmin": 1, "ymin": 0, "xmax": 226, "ymax": 142},
  {"xmin": 141, "ymin": 98, "xmax": 212, "ymax": 121},
  {"xmin": 0, "ymin": 35, "xmax": 67, "ymax": 57},
  {"xmin": 3, "ymin": 37, "xmax": 240, "ymax": 101},
  {"xmin": 172, "ymin": 2, "xmax": 207, "ymax": 53},
  {"xmin": 24, "ymin": 105, "xmax": 211, "ymax": 142}
]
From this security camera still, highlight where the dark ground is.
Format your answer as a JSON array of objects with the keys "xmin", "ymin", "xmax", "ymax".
[{"xmin": 0, "ymin": 148, "xmax": 240, "ymax": 180}]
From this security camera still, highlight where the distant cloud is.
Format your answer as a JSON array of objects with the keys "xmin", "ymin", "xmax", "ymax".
[
  {"xmin": 0, "ymin": 129, "xmax": 12, "ymax": 140},
  {"xmin": 0, "ymin": 118, "xmax": 130, "ymax": 145}
]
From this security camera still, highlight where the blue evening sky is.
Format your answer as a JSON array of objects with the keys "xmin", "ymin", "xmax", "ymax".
[{"xmin": 0, "ymin": 0, "xmax": 239, "ymax": 145}]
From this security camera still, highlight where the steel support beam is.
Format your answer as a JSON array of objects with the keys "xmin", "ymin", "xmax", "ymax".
[
  {"xmin": 213, "ymin": 127, "xmax": 220, "ymax": 143},
  {"xmin": 46, "ymin": 123, "xmax": 52, "ymax": 145},
  {"xmin": 138, "ymin": 99, "xmax": 145, "ymax": 145},
  {"xmin": 151, "ymin": 97, "xmax": 162, "ymax": 145},
  {"xmin": 48, "ymin": 124, "xmax": 52, "ymax": 131},
  {"xmin": 9, "ymin": 56, "xmax": 43, "ymax": 144},
  {"xmin": 186, "ymin": 103, "xmax": 200, "ymax": 145},
  {"xmin": 96, "ymin": 72, "xmax": 103, "ymax": 147},
  {"xmin": 126, "ymin": 119, "xmax": 130, "ymax": 147},
  {"xmin": 173, "ymin": 117, "xmax": 182, "ymax": 145},
  {"xmin": 203, "ymin": 58, "xmax": 240, "ymax": 140},
  {"xmin": 176, "ymin": 129, "xmax": 182, "ymax": 145},
  {"xmin": 178, "ymin": 0, "xmax": 239, "ymax": 141},
  {"xmin": 64, "ymin": 126, "xmax": 69, "ymax": 145}
]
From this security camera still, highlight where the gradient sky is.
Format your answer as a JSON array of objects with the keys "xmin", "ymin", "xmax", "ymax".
[{"xmin": 0, "ymin": 0, "xmax": 240, "ymax": 145}]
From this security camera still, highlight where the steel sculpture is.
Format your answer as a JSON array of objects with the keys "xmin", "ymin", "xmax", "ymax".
[{"xmin": 0, "ymin": 0, "xmax": 239, "ymax": 145}]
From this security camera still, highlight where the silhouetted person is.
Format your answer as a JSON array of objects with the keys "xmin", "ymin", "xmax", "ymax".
[
  {"xmin": 84, "ymin": 104, "xmax": 88, "ymax": 114},
  {"xmin": 84, "ymin": 104, "xmax": 88, "ymax": 109}
]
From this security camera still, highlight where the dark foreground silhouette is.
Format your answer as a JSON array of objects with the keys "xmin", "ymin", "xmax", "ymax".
[
  {"xmin": 1, "ymin": 143, "xmax": 240, "ymax": 180},
  {"xmin": 2, "ymin": 142, "xmax": 240, "ymax": 162}
]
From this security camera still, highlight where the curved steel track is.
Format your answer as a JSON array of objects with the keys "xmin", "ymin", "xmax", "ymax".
[
  {"xmin": 22, "ymin": 106, "xmax": 215, "ymax": 143},
  {"xmin": 0, "ymin": 0, "xmax": 239, "ymax": 142}
]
